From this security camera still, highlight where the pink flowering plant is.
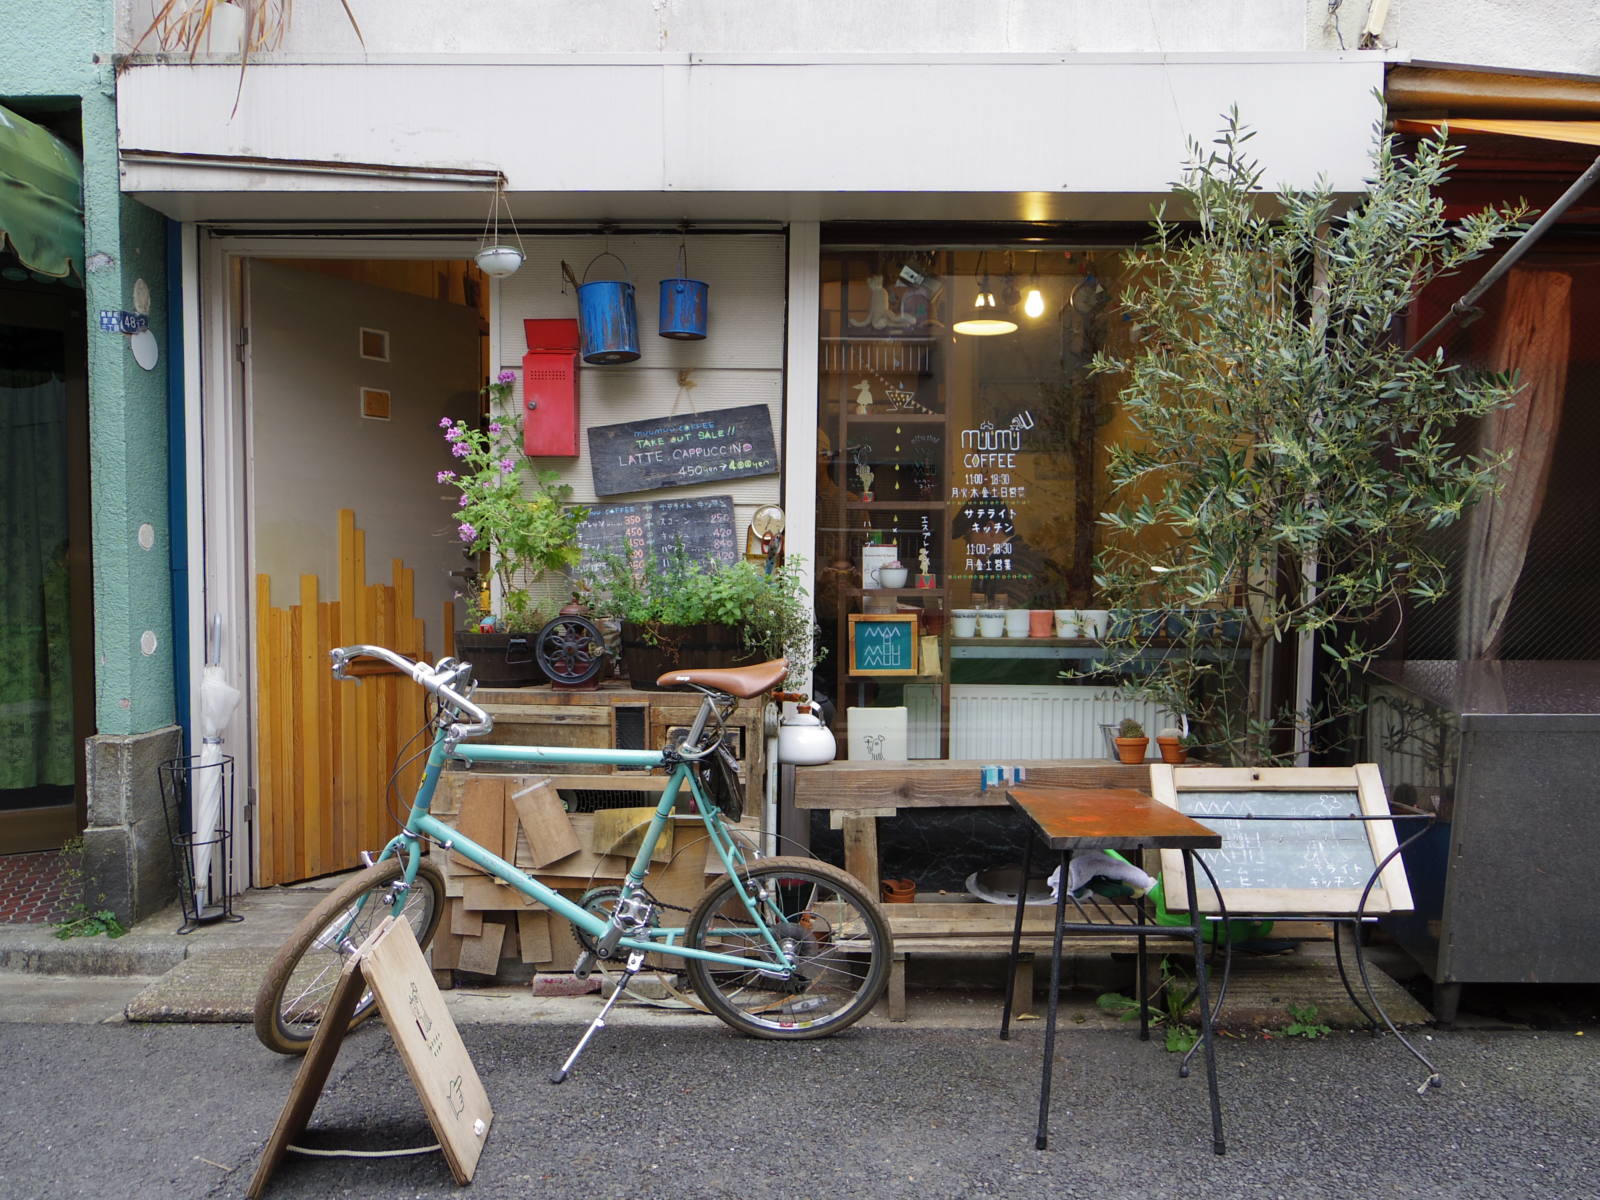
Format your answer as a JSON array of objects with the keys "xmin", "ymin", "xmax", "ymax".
[{"xmin": 438, "ymin": 372, "xmax": 587, "ymax": 631}]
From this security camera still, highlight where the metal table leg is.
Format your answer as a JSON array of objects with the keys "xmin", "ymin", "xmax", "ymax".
[
  {"xmin": 1034, "ymin": 848, "xmax": 1072, "ymax": 1150},
  {"xmin": 1000, "ymin": 833, "xmax": 1036, "ymax": 1041},
  {"xmin": 1183, "ymin": 849, "xmax": 1226, "ymax": 1156}
]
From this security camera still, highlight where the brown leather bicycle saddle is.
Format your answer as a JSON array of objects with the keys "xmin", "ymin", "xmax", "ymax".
[{"xmin": 656, "ymin": 659, "xmax": 787, "ymax": 698}]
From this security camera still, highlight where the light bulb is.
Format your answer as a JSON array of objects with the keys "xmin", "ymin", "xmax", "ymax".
[{"xmin": 1023, "ymin": 287, "xmax": 1045, "ymax": 319}]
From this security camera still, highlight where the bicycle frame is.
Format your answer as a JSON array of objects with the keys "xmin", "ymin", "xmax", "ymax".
[{"xmin": 370, "ymin": 711, "xmax": 796, "ymax": 976}]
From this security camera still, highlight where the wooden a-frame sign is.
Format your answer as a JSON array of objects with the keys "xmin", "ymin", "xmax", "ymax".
[{"xmin": 248, "ymin": 916, "xmax": 493, "ymax": 1198}]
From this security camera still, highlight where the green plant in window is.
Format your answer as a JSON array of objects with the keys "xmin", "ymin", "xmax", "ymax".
[{"xmin": 1087, "ymin": 109, "xmax": 1528, "ymax": 765}]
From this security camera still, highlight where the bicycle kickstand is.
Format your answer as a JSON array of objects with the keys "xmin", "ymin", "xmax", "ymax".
[{"xmin": 549, "ymin": 948, "xmax": 646, "ymax": 1085}]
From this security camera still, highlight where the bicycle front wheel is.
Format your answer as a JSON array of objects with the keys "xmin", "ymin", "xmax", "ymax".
[
  {"xmin": 253, "ymin": 857, "xmax": 445, "ymax": 1055},
  {"xmin": 683, "ymin": 857, "xmax": 891, "ymax": 1039}
]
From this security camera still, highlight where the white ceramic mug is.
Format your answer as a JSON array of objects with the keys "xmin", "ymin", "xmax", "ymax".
[
  {"xmin": 1004, "ymin": 609, "xmax": 1031, "ymax": 638},
  {"xmin": 951, "ymin": 610, "xmax": 978, "ymax": 637},
  {"xmin": 1077, "ymin": 609, "xmax": 1109, "ymax": 640},
  {"xmin": 1054, "ymin": 609, "xmax": 1078, "ymax": 638},
  {"xmin": 871, "ymin": 565, "xmax": 909, "ymax": 589},
  {"xmin": 977, "ymin": 612, "xmax": 1006, "ymax": 638}
]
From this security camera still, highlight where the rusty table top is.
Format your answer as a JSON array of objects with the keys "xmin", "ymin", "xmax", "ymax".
[{"xmin": 1005, "ymin": 786, "xmax": 1222, "ymax": 851}]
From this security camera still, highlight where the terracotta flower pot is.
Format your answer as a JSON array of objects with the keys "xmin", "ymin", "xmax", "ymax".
[
  {"xmin": 1114, "ymin": 736, "xmax": 1149, "ymax": 764},
  {"xmin": 880, "ymin": 877, "xmax": 917, "ymax": 904},
  {"xmin": 1157, "ymin": 736, "xmax": 1188, "ymax": 764}
]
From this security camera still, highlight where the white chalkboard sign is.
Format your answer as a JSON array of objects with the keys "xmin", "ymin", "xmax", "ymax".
[{"xmin": 1151, "ymin": 764, "xmax": 1413, "ymax": 916}]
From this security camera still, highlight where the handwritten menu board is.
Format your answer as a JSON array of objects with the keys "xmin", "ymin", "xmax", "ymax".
[
  {"xmin": 1151, "ymin": 764, "xmax": 1413, "ymax": 916},
  {"xmin": 576, "ymin": 495, "xmax": 740, "ymax": 577},
  {"xmin": 1175, "ymin": 790, "xmax": 1380, "ymax": 892},
  {"xmin": 587, "ymin": 405, "xmax": 779, "ymax": 496}
]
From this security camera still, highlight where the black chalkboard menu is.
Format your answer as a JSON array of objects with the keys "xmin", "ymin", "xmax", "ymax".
[
  {"xmin": 587, "ymin": 404, "xmax": 779, "ymax": 497},
  {"xmin": 575, "ymin": 495, "xmax": 741, "ymax": 577}
]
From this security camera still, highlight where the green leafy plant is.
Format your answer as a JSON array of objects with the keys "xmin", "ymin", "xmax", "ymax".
[
  {"xmin": 584, "ymin": 547, "xmax": 822, "ymax": 685},
  {"xmin": 1095, "ymin": 956, "xmax": 1199, "ymax": 1053},
  {"xmin": 1089, "ymin": 109, "xmax": 1528, "ymax": 765},
  {"xmin": 438, "ymin": 373, "xmax": 588, "ymax": 632},
  {"xmin": 51, "ymin": 837, "xmax": 126, "ymax": 941},
  {"xmin": 1280, "ymin": 1002, "xmax": 1332, "ymax": 1039}
]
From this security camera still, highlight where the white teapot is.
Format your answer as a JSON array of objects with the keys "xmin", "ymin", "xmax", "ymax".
[{"xmin": 777, "ymin": 705, "xmax": 837, "ymax": 765}]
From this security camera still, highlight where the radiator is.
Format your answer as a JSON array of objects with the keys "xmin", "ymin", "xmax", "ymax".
[{"xmin": 949, "ymin": 685, "xmax": 1174, "ymax": 760}]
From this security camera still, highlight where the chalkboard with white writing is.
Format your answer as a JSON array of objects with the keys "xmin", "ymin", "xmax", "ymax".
[
  {"xmin": 1151, "ymin": 765, "xmax": 1413, "ymax": 915},
  {"xmin": 575, "ymin": 495, "xmax": 740, "ymax": 578},
  {"xmin": 1176, "ymin": 791, "xmax": 1377, "ymax": 892},
  {"xmin": 587, "ymin": 404, "xmax": 779, "ymax": 497}
]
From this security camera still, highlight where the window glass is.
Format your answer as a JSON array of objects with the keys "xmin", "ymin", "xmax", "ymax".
[{"xmin": 815, "ymin": 245, "xmax": 1136, "ymax": 759}]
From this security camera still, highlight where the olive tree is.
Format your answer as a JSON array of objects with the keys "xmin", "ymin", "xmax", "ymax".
[{"xmin": 1090, "ymin": 112, "xmax": 1527, "ymax": 765}]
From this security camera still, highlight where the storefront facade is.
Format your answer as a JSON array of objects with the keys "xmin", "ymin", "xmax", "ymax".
[{"xmin": 111, "ymin": 41, "xmax": 1383, "ymax": 892}]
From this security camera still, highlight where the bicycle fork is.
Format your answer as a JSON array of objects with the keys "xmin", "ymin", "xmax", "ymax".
[{"xmin": 549, "ymin": 949, "xmax": 647, "ymax": 1085}]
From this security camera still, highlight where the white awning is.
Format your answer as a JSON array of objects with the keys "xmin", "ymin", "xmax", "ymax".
[{"xmin": 117, "ymin": 53, "xmax": 1386, "ymax": 224}]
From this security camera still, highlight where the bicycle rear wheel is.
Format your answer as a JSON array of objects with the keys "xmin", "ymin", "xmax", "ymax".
[
  {"xmin": 253, "ymin": 857, "xmax": 445, "ymax": 1055},
  {"xmin": 682, "ymin": 857, "xmax": 891, "ymax": 1039}
]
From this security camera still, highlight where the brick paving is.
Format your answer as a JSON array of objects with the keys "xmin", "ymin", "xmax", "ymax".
[{"xmin": 0, "ymin": 850, "xmax": 75, "ymax": 925}]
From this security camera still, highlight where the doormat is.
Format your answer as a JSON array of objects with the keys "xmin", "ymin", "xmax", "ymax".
[{"xmin": 0, "ymin": 851, "xmax": 74, "ymax": 925}]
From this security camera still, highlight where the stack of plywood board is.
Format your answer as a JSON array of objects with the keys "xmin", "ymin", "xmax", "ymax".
[{"xmin": 427, "ymin": 771, "xmax": 754, "ymax": 983}]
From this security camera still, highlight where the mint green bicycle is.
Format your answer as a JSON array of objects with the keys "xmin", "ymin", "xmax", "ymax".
[{"xmin": 253, "ymin": 644, "xmax": 891, "ymax": 1079}]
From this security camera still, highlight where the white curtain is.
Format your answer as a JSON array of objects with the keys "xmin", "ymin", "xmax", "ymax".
[{"xmin": 1458, "ymin": 268, "xmax": 1572, "ymax": 660}]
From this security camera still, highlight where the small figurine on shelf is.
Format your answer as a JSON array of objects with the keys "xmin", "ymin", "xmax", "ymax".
[
  {"xmin": 915, "ymin": 546, "xmax": 936, "ymax": 589},
  {"xmin": 849, "ymin": 275, "xmax": 917, "ymax": 331},
  {"xmin": 853, "ymin": 379, "xmax": 874, "ymax": 414},
  {"xmin": 856, "ymin": 460, "xmax": 875, "ymax": 502}
]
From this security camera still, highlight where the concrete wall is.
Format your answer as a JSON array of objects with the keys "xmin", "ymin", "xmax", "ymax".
[
  {"xmin": 1309, "ymin": 0, "xmax": 1600, "ymax": 77},
  {"xmin": 119, "ymin": 1, "xmax": 1600, "ymax": 80},
  {"xmin": 120, "ymin": 1, "xmax": 1307, "ymax": 55},
  {"xmin": 8, "ymin": 0, "xmax": 176, "ymax": 738},
  {"xmin": 7, "ymin": 0, "xmax": 177, "ymax": 921}
]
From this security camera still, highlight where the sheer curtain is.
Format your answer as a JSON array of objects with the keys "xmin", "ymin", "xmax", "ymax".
[
  {"xmin": 0, "ymin": 349, "xmax": 75, "ymax": 790},
  {"xmin": 1458, "ymin": 268, "xmax": 1572, "ymax": 661}
]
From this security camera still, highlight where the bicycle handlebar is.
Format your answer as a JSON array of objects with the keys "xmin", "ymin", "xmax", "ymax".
[{"xmin": 330, "ymin": 644, "xmax": 494, "ymax": 745}]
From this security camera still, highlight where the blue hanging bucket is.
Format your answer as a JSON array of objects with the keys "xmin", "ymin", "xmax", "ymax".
[
  {"xmin": 574, "ymin": 252, "xmax": 640, "ymax": 364},
  {"xmin": 658, "ymin": 244, "xmax": 708, "ymax": 340}
]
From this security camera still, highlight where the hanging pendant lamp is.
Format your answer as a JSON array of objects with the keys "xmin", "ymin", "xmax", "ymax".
[
  {"xmin": 952, "ymin": 252, "xmax": 1017, "ymax": 337},
  {"xmin": 474, "ymin": 174, "xmax": 526, "ymax": 278}
]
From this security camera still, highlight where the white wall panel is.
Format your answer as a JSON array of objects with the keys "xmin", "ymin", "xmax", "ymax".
[
  {"xmin": 493, "ymin": 233, "xmax": 787, "ymax": 526},
  {"xmin": 498, "ymin": 235, "xmax": 786, "ymax": 372}
]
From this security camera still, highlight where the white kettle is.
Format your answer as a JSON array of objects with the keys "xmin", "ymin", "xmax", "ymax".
[{"xmin": 777, "ymin": 705, "xmax": 837, "ymax": 765}]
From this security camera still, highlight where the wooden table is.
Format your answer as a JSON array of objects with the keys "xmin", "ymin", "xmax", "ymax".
[{"xmin": 1000, "ymin": 785, "xmax": 1227, "ymax": 1155}]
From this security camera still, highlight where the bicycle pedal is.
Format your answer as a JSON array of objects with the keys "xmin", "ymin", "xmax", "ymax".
[{"xmin": 572, "ymin": 950, "xmax": 597, "ymax": 981}]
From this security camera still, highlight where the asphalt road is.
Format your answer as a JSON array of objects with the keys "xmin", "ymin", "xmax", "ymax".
[{"xmin": 1, "ymin": 1015, "xmax": 1595, "ymax": 1200}]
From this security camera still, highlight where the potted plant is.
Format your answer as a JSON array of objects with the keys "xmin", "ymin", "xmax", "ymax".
[
  {"xmin": 587, "ymin": 548, "xmax": 820, "ymax": 690},
  {"xmin": 1156, "ymin": 726, "xmax": 1188, "ymax": 764},
  {"xmin": 438, "ymin": 372, "xmax": 588, "ymax": 686},
  {"xmin": 1114, "ymin": 717, "xmax": 1149, "ymax": 764}
]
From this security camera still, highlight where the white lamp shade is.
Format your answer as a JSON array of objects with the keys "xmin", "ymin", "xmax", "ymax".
[{"xmin": 474, "ymin": 245, "xmax": 524, "ymax": 277}]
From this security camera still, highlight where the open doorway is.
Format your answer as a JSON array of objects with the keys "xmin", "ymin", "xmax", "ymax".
[
  {"xmin": 0, "ymin": 283, "xmax": 93, "ymax": 867},
  {"xmin": 239, "ymin": 256, "xmax": 485, "ymax": 884}
]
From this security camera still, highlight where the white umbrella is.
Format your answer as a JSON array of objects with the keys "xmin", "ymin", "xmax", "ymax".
[{"xmin": 192, "ymin": 618, "xmax": 241, "ymax": 914}]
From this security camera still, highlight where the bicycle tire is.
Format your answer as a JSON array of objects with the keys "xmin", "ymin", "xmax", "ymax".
[
  {"xmin": 682, "ymin": 856, "xmax": 891, "ymax": 1039},
  {"xmin": 253, "ymin": 857, "xmax": 445, "ymax": 1055}
]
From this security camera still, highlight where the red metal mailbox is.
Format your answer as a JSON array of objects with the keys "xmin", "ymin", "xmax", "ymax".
[{"xmin": 521, "ymin": 318, "xmax": 580, "ymax": 457}]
